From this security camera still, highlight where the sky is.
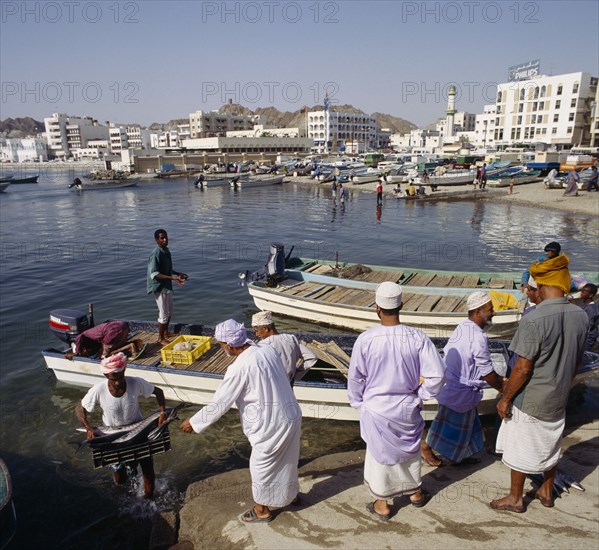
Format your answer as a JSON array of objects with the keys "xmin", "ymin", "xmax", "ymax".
[{"xmin": 1, "ymin": 0, "xmax": 598, "ymax": 128}]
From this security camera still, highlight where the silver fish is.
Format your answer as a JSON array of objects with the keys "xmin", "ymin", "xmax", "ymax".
[{"xmin": 557, "ymin": 470, "xmax": 585, "ymax": 492}]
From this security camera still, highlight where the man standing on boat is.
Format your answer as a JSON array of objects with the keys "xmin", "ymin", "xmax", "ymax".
[
  {"xmin": 180, "ymin": 319, "xmax": 301, "ymax": 523},
  {"xmin": 147, "ymin": 229, "xmax": 188, "ymax": 346},
  {"xmin": 420, "ymin": 292, "xmax": 505, "ymax": 467},
  {"xmin": 76, "ymin": 353, "xmax": 167, "ymax": 498},
  {"xmin": 490, "ymin": 255, "xmax": 588, "ymax": 512},
  {"xmin": 348, "ymin": 282, "xmax": 446, "ymax": 521},
  {"xmin": 251, "ymin": 311, "xmax": 318, "ymax": 383}
]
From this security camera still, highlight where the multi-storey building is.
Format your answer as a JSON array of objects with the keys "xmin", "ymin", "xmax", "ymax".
[
  {"xmin": 0, "ymin": 136, "xmax": 48, "ymax": 163},
  {"xmin": 493, "ymin": 71, "xmax": 597, "ymax": 147},
  {"xmin": 307, "ymin": 110, "xmax": 378, "ymax": 152},
  {"xmin": 44, "ymin": 113, "xmax": 109, "ymax": 158},
  {"xmin": 188, "ymin": 110, "xmax": 257, "ymax": 138}
]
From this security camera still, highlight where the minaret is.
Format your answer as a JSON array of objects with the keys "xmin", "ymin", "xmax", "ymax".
[{"xmin": 445, "ymin": 84, "xmax": 457, "ymax": 138}]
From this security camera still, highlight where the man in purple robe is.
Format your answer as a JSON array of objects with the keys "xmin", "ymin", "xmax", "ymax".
[{"xmin": 348, "ymin": 282, "xmax": 446, "ymax": 521}]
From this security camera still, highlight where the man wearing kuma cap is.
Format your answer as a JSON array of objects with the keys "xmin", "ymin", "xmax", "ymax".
[
  {"xmin": 348, "ymin": 282, "xmax": 446, "ymax": 521},
  {"xmin": 421, "ymin": 291, "xmax": 505, "ymax": 468},
  {"xmin": 180, "ymin": 319, "xmax": 302, "ymax": 523},
  {"xmin": 251, "ymin": 311, "xmax": 317, "ymax": 383}
]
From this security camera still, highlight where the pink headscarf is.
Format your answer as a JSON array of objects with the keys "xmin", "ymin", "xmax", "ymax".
[{"xmin": 100, "ymin": 352, "xmax": 127, "ymax": 374}]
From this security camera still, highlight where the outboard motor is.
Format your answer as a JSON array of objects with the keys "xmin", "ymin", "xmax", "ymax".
[
  {"xmin": 49, "ymin": 304, "xmax": 94, "ymax": 350},
  {"xmin": 239, "ymin": 242, "xmax": 286, "ymax": 287}
]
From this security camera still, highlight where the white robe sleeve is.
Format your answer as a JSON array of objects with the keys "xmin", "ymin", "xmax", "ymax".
[
  {"xmin": 189, "ymin": 362, "xmax": 246, "ymax": 434},
  {"xmin": 417, "ymin": 336, "xmax": 446, "ymax": 401}
]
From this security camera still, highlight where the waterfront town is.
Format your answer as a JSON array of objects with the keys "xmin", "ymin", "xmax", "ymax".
[{"xmin": 2, "ymin": 69, "xmax": 598, "ymax": 168}]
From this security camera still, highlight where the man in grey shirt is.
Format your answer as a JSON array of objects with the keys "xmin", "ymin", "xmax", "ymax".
[{"xmin": 490, "ymin": 257, "xmax": 588, "ymax": 513}]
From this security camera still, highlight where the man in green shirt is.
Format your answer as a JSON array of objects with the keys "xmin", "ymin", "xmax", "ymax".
[{"xmin": 147, "ymin": 229, "xmax": 188, "ymax": 346}]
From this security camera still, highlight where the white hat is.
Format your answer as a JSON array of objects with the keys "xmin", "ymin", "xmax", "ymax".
[
  {"xmin": 467, "ymin": 291, "xmax": 491, "ymax": 311},
  {"xmin": 527, "ymin": 276, "xmax": 537, "ymax": 290},
  {"xmin": 252, "ymin": 311, "xmax": 273, "ymax": 327},
  {"xmin": 376, "ymin": 282, "xmax": 403, "ymax": 309},
  {"xmin": 214, "ymin": 319, "xmax": 252, "ymax": 347}
]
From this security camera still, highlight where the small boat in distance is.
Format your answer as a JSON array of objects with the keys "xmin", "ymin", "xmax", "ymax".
[
  {"xmin": 0, "ymin": 175, "xmax": 39, "ymax": 184},
  {"xmin": 69, "ymin": 178, "xmax": 139, "ymax": 191},
  {"xmin": 231, "ymin": 174, "xmax": 285, "ymax": 188}
]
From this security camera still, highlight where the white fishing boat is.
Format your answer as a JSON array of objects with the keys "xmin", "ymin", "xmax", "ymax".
[
  {"xmin": 242, "ymin": 245, "xmax": 531, "ymax": 339},
  {"xmin": 194, "ymin": 173, "xmax": 250, "ymax": 188},
  {"xmin": 40, "ymin": 315, "xmax": 599, "ymax": 423},
  {"xmin": 351, "ymin": 169, "xmax": 384, "ymax": 184}
]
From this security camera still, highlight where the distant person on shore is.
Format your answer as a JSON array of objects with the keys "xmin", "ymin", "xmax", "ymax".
[
  {"xmin": 251, "ymin": 311, "xmax": 318, "ymax": 383},
  {"xmin": 480, "ymin": 164, "xmax": 488, "ymax": 189},
  {"xmin": 331, "ymin": 178, "xmax": 337, "ymax": 200},
  {"xmin": 417, "ymin": 184, "xmax": 426, "ymax": 196},
  {"xmin": 421, "ymin": 292, "xmax": 505, "ymax": 467},
  {"xmin": 348, "ymin": 282, "xmax": 445, "ymax": 520},
  {"xmin": 376, "ymin": 178, "xmax": 383, "ymax": 206},
  {"xmin": 563, "ymin": 169, "xmax": 580, "ymax": 197},
  {"xmin": 570, "ymin": 283, "xmax": 599, "ymax": 351},
  {"xmin": 585, "ymin": 165, "xmax": 598, "ymax": 192},
  {"xmin": 64, "ymin": 320, "xmax": 142, "ymax": 360},
  {"xmin": 393, "ymin": 183, "xmax": 403, "ymax": 196},
  {"xmin": 180, "ymin": 319, "xmax": 301, "ymax": 523},
  {"xmin": 76, "ymin": 353, "xmax": 167, "ymax": 499},
  {"xmin": 509, "ymin": 175, "xmax": 515, "ymax": 195},
  {"xmin": 147, "ymin": 229, "xmax": 188, "ymax": 346},
  {"xmin": 491, "ymin": 256, "xmax": 588, "ymax": 513},
  {"xmin": 407, "ymin": 180, "xmax": 416, "ymax": 197},
  {"xmin": 520, "ymin": 241, "xmax": 561, "ymax": 290}
]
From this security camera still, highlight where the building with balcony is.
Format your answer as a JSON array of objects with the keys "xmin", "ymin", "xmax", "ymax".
[
  {"xmin": 493, "ymin": 71, "xmax": 597, "ymax": 148},
  {"xmin": 307, "ymin": 110, "xmax": 378, "ymax": 153},
  {"xmin": 44, "ymin": 113, "xmax": 109, "ymax": 158},
  {"xmin": 0, "ymin": 136, "xmax": 48, "ymax": 163},
  {"xmin": 188, "ymin": 110, "xmax": 257, "ymax": 138}
]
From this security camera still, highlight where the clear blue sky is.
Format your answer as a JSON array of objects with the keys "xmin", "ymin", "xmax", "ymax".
[{"xmin": 1, "ymin": 0, "xmax": 598, "ymax": 127}]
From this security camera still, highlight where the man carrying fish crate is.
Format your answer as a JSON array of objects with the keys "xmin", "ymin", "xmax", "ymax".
[{"xmin": 75, "ymin": 353, "xmax": 167, "ymax": 498}]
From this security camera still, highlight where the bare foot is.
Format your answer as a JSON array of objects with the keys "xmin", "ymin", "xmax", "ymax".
[
  {"xmin": 158, "ymin": 339, "xmax": 170, "ymax": 347},
  {"xmin": 421, "ymin": 442, "xmax": 443, "ymax": 467}
]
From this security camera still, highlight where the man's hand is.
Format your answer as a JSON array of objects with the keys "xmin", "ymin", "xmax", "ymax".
[
  {"xmin": 180, "ymin": 419, "xmax": 194, "ymax": 433},
  {"xmin": 497, "ymin": 397, "xmax": 512, "ymax": 419},
  {"xmin": 157, "ymin": 411, "xmax": 167, "ymax": 426},
  {"xmin": 86, "ymin": 427, "xmax": 95, "ymax": 440},
  {"xmin": 64, "ymin": 352, "xmax": 75, "ymax": 360}
]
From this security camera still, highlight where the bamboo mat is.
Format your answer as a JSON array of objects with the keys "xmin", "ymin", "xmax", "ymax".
[{"xmin": 302, "ymin": 341, "xmax": 350, "ymax": 378}]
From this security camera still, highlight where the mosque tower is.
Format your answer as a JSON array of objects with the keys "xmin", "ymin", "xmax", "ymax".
[{"xmin": 445, "ymin": 84, "xmax": 457, "ymax": 138}]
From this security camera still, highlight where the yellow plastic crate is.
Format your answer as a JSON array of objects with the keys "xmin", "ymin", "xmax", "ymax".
[{"xmin": 161, "ymin": 335, "xmax": 212, "ymax": 365}]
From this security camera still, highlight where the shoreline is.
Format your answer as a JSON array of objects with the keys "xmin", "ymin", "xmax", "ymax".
[
  {"xmin": 285, "ymin": 176, "xmax": 599, "ymax": 217},
  {"xmin": 170, "ymin": 419, "xmax": 599, "ymax": 549}
]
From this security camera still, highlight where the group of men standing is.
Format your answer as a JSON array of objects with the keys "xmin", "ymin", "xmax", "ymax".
[{"xmin": 77, "ymin": 231, "xmax": 591, "ymax": 522}]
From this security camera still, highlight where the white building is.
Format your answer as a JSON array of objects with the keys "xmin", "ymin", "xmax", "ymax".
[
  {"xmin": 188, "ymin": 110, "xmax": 257, "ymax": 138},
  {"xmin": 0, "ymin": 136, "xmax": 48, "ymax": 163},
  {"xmin": 109, "ymin": 125, "xmax": 152, "ymax": 152},
  {"xmin": 590, "ymin": 83, "xmax": 599, "ymax": 147},
  {"xmin": 44, "ymin": 113, "xmax": 109, "ymax": 159},
  {"xmin": 181, "ymin": 135, "xmax": 312, "ymax": 154},
  {"xmin": 307, "ymin": 110, "xmax": 377, "ymax": 153},
  {"xmin": 472, "ymin": 105, "xmax": 497, "ymax": 148},
  {"xmin": 493, "ymin": 71, "xmax": 597, "ymax": 147},
  {"xmin": 226, "ymin": 125, "xmax": 305, "ymax": 138}
]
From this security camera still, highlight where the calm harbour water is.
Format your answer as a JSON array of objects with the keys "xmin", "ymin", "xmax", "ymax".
[{"xmin": 0, "ymin": 171, "xmax": 598, "ymax": 548}]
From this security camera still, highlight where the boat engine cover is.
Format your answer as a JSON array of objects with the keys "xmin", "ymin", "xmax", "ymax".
[
  {"xmin": 266, "ymin": 242, "xmax": 285, "ymax": 286},
  {"xmin": 49, "ymin": 309, "xmax": 92, "ymax": 344}
]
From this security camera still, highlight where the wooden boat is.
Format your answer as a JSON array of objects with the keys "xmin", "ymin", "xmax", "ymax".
[
  {"xmin": 0, "ymin": 458, "xmax": 16, "ymax": 549},
  {"xmin": 231, "ymin": 175, "xmax": 285, "ymax": 188},
  {"xmin": 246, "ymin": 258, "xmax": 526, "ymax": 339},
  {"xmin": 0, "ymin": 175, "xmax": 38, "ymax": 184},
  {"xmin": 195, "ymin": 173, "xmax": 249, "ymax": 188},
  {"xmin": 40, "ymin": 320, "xmax": 599, "ymax": 422},
  {"xmin": 0, "ymin": 183, "xmax": 9, "ymax": 193},
  {"xmin": 70, "ymin": 179, "xmax": 139, "ymax": 191}
]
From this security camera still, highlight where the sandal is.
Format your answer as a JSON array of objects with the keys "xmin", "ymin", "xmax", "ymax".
[
  {"xmin": 410, "ymin": 489, "xmax": 431, "ymax": 508},
  {"xmin": 240, "ymin": 508, "xmax": 273, "ymax": 524},
  {"xmin": 366, "ymin": 501, "xmax": 391, "ymax": 521}
]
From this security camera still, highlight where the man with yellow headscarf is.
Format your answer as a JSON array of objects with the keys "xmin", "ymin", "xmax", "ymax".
[{"xmin": 490, "ymin": 254, "xmax": 588, "ymax": 513}]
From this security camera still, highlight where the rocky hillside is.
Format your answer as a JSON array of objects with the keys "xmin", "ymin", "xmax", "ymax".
[{"xmin": 0, "ymin": 117, "xmax": 44, "ymax": 138}]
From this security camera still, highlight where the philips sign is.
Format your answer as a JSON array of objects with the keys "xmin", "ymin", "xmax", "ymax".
[{"xmin": 508, "ymin": 60, "xmax": 541, "ymax": 82}]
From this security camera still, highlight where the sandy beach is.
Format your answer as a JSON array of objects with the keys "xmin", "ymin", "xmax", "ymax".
[{"xmin": 285, "ymin": 176, "xmax": 599, "ymax": 217}]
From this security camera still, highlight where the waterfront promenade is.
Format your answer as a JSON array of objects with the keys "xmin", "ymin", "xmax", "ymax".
[{"xmin": 167, "ymin": 419, "xmax": 598, "ymax": 549}]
